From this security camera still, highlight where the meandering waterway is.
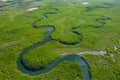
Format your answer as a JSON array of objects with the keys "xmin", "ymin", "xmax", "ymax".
[
  {"xmin": 0, "ymin": 1, "xmax": 91, "ymax": 80},
  {"xmin": 17, "ymin": 9, "xmax": 90, "ymax": 80}
]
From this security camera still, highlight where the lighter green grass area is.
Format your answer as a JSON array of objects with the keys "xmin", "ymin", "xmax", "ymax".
[
  {"xmin": 0, "ymin": 0, "xmax": 120, "ymax": 80},
  {"xmin": 83, "ymin": 50, "xmax": 120, "ymax": 80}
]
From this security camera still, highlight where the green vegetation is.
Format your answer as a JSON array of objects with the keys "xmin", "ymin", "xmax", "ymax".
[
  {"xmin": 0, "ymin": 0, "xmax": 120, "ymax": 80},
  {"xmin": 83, "ymin": 42, "xmax": 120, "ymax": 80},
  {"xmin": 22, "ymin": 41, "xmax": 61, "ymax": 70},
  {"xmin": 0, "ymin": 61, "xmax": 83, "ymax": 80},
  {"xmin": 33, "ymin": 61, "xmax": 83, "ymax": 80},
  {"xmin": 83, "ymin": 53, "xmax": 120, "ymax": 80}
]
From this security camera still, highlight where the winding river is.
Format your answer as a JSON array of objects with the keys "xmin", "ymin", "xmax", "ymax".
[
  {"xmin": 17, "ymin": 9, "xmax": 90, "ymax": 80},
  {"xmin": 0, "ymin": 1, "xmax": 90, "ymax": 80}
]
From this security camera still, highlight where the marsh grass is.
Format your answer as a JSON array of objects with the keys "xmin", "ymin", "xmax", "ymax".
[{"xmin": 0, "ymin": 0, "xmax": 120, "ymax": 80}]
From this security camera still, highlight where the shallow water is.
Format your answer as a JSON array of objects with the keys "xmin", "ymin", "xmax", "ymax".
[{"xmin": 0, "ymin": 0, "xmax": 39, "ymax": 9}]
